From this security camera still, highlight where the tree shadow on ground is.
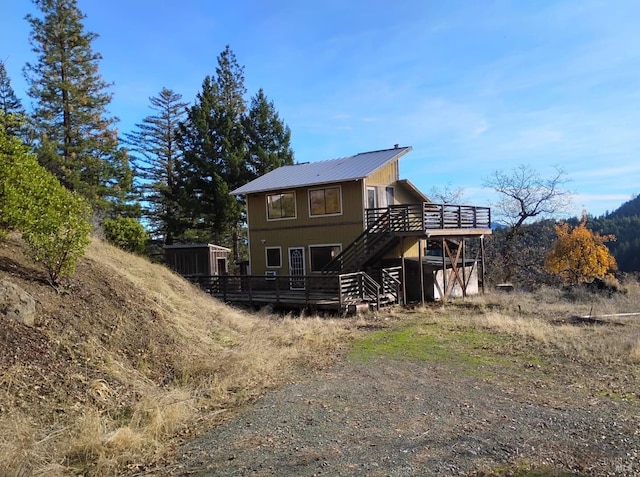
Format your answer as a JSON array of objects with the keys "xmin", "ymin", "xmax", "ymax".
[{"xmin": 0, "ymin": 256, "xmax": 49, "ymax": 285}]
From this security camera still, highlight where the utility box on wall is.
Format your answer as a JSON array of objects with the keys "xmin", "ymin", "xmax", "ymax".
[{"xmin": 164, "ymin": 244, "xmax": 230, "ymax": 277}]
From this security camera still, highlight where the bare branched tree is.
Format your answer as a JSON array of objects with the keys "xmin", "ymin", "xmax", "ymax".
[
  {"xmin": 485, "ymin": 164, "xmax": 572, "ymax": 228},
  {"xmin": 428, "ymin": 182, "xmax": 466, "ymax": 204},
  {"xmin": 483, "ymin": 164, "xmax": 572, "ymax": 282}
]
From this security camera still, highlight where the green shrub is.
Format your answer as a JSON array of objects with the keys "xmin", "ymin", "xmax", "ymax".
[
  {"xmin": 1, "ymin": 118, "xmax": 91, "ymax": 285},
  {"xmin": 21, "ymin": 188, "xmax": 91, "ymax": 285},
  {"xmin": 0, "ymin": 123, "xmax": 34, "ymax": 237},
  {"xmin": 102, "ymin": 216, "xmax": 148, "ymax": 254}
]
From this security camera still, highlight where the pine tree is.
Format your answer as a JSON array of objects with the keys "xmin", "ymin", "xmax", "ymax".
[
  {"xmin": 124, "ymin": 88, "xmax": 188, "ymax": 245},
  {"xmin": 24, "ymin": 0, "xmax": 132, "ymax": 213},
  {"xmin": 177, "ymin": 46, "xmax": 295, "ymax": 261},
  {"xmin": 177, "ymin": 46, "xmax": 247, "ymax": 244},
  {"xmin": 244, "ymin": 88, "xmax": 294, "ymax": 181},
  {"xmin": 0, "ymin": 61, "xmax": 26, "ymax": 137},
  {"xmin": 211, "ymin": 45, "xmax": 247, "ymax": 194}
]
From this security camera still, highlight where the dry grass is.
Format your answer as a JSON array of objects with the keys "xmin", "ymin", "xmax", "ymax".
[
  {"xmin": 463, "ymin": 284, "xmax": 640, "ymax": 365},
  {"xmin": 2, "ymin": 235, "xmax": 639, "ymax": 475},
  {"xmin": 0, "ymin": 237, "xmax": 356, "ymax": 476}
]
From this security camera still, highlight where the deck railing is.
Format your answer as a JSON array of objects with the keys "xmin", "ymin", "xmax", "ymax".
[
  {"xmin": 188, "ymin": 271, "xmax": 387, "ymax": 311},
  {"xmin": 338, "ymin": 271, "xmax": 381, "ymax": 310},
  {"xmin": 366, "ymin": 203, "xmax": 491, "ymax": 231},
  {"xmin": 381, "ymin": 266, "xmax": 402, "ymax": 304}
]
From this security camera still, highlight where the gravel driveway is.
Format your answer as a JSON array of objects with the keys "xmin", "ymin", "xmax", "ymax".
[{"xmin": 165, "ymin": 358, "xmax": 639, "ymax": 476}]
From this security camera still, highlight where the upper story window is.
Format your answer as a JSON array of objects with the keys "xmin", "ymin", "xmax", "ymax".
[
  {"xmin": 267, "ymin": 191, "xmax": 296, "ymax": 220},
  {"xmin": 309, "ymin": 186, "xmax": 342, "ymax": 217}
]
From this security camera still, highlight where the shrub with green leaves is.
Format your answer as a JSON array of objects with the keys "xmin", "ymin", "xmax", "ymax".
[
  {"xmin": 102, "ymin": 216, "xmax": 148, "ymax": 254},
  {"xmin": 21, "ymin": 188, "xmax": 91, "ymax": 285},
  {"xmin": 0, "ymin": 123, "xmax": 33, "ymax": 237},
  {"xmin": 1, "ymin": 117, "xmax": 91, "ymax": 285}
]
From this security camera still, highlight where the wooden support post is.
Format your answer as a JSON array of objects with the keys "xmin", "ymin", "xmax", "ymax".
[
  {"xmin": 418, "ymin": 238, "xmax": 425, "ymax": 306},
  {"xmin": 462, "ymin": 238, "xmax": 467, "ymax": 298},
  {"xmin": 480, "ymin": 236, "xmax": 486, "ymax": 294},
  {"xmin": 222, "ymin": 275, "xmax": 227, "ymax": 302},
  {"xmin": 441, "ymin": 238, "xmax": 447, "ymax": 302},
  {"xmin": 445, "ymin": 240, "xmax": 464, "ymax": 298},
  {"xmin": 401, "ymin": 236, "xmax": 407, "ymax": 305}
]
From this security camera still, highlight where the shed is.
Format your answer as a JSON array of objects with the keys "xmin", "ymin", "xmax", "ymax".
[
  {"xmin": 404, "ymin": 257, "xmax": 479, "ymax": 302},
  {"xmin": 164, "ymin": 244, "xmax": 230, "ymax": 277}
]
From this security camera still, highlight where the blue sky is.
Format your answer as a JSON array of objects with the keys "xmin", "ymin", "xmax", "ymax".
[{"xmin": 2, "ymin": 0, "xmax": 639, "ymax": 217}]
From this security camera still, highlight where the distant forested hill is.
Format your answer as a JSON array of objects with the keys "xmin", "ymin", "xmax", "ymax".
[{"xmin": 588, "ymin": 195, "xmax": 640, "ymax": 273}]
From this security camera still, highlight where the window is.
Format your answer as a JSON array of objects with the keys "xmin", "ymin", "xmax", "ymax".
[
  {"xmin": 367, "ymin": 187, "xmax": 377, "ymax": 209},
  {"xmin": 385, "ymin": 186, "xmax": 395, "ymax": 206},
  {"xmin": 267, "ymin": 192, "xmax": 296, "ymax": 219},
  {"xmin": 309, "ymin": 244, "xmax": 342, "ymax": 272},
  {"xmin": 309, "ymin": 186, "xmax": 341, "ymax": 216},
  {"xmin": 265, "ymin": 247, "xmax": 282, "ymax": 268}
]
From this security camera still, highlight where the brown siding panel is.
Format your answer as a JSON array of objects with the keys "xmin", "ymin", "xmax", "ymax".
[{"xmin": 247, "ymin": 180, "xmax": 365, "ymax": 275}]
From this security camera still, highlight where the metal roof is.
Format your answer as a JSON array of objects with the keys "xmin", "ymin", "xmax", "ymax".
[
  {"xmin": 164, "ymin": 243, "xmax": 231, "ymax": 251},
  {"xmin": 231, "ymin": 146, "xmax": 412, "ymax": 195}
]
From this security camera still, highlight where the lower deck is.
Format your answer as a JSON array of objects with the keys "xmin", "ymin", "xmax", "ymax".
[{"xmin": 188, "ymin": 269, "xmax": 401, "ymax": 313}]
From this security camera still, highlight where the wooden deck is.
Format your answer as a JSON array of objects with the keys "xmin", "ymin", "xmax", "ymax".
[
  {"xmin": 365, "ymin": 203, "xmax": 492, "ymax": 237},
  {"xmin": 188, "ymin": 268, "xmax": 401, "ymax": 313},
  {"xmin": 321, "ymin": 203, "xmax": 491, "ymax": 275}
]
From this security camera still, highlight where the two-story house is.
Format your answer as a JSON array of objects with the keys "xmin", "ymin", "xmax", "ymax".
[
  {"xmin": 223, "ymin": 146, "xmax": 491, "ymax": 310},
  {"xmin": 231, "ymin": 146, "xmax": 427, "ymax": 277}
]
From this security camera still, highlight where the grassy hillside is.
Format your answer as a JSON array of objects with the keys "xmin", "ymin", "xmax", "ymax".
[
  {"xmin": 0, "ymin": 234, "xmax": 353, "ymax": 476},
  {"xmin": 2, "ymin": 233, "xmax": 640, "ymax": 476}
]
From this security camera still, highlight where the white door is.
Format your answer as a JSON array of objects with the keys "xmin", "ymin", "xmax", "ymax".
[{"xmin": 288, "ymin": 247, "xmax": 305, "ymax": 290}]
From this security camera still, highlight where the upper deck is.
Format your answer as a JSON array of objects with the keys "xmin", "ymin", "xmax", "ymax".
[{"xmin": 365, "ymin": 203, "xmax": 492, "ymax": 237}]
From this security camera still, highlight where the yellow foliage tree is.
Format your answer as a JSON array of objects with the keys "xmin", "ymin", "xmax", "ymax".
[{"xmin": 545, "ymin": 216, "xmax": 617, "ymax": 285}]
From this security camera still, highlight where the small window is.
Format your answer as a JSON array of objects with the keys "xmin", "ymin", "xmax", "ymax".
[
  {"xmin": 309, "ymin": 186, "xmax": 342, "ymax": 216},
  {"xmin": 367, "ymin": 187, "xmax": 377, "ymax": 209},
  {"xmin": 309, "ymin": 244, "xmax": 342, "ymax": 272},
  {"xmin": 267, "ymin": 192, "xmax": 296, "ymax": 219},
  {"xmin": 266, "ymin": 247, "xmax": 282, "ymax": 268}
]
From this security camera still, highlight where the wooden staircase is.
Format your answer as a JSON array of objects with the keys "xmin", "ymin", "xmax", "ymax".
[{"xmin": 321, "ymin": 210, "xmax": 399, "ymax": 274}]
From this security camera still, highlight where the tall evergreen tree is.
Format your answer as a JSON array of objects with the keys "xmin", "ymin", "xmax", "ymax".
[
  {"xmin": 177, "ymin": 46, "xmax": 247, "ymax": 244},
  {"xmin": 177, "ymin": 46, "xmax": 295, "ymax": 261},
  {"xmin": 243, "ymin": 88, "xmax": 294, "ymax": 180},
  {"xmin": 24, "ymin": 0, "xmax": 132, "ymax": 213},
  {"xmin": 177, "ymin": 77, "xmax": 235, "ymax": 244},
  {"xmin": 210, "ymin": 45, "xmax": 247, "ymax": 194},
  {"xmin": 0, "ymin": 61, "xmax": 26, "ymax": 137},
  {"xmin": 124, "ymin": 88, "xmax": 187, "ymax": 245}
]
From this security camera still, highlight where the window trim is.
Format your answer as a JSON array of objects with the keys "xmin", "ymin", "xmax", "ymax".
[
  {"xmin": 308, "ymin": 185, "xmax": 343, "ymax": 218},
  {"xmin": 265, "ymin": 246, "xmax": 282, "ymax": 268},
  {"xmin": 266, "ymin": 191, "xmax": 297, "ymax": 221},
  {"xmin": 308, "ymin": 243, "xmax": 342, "ymax": 273}
]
